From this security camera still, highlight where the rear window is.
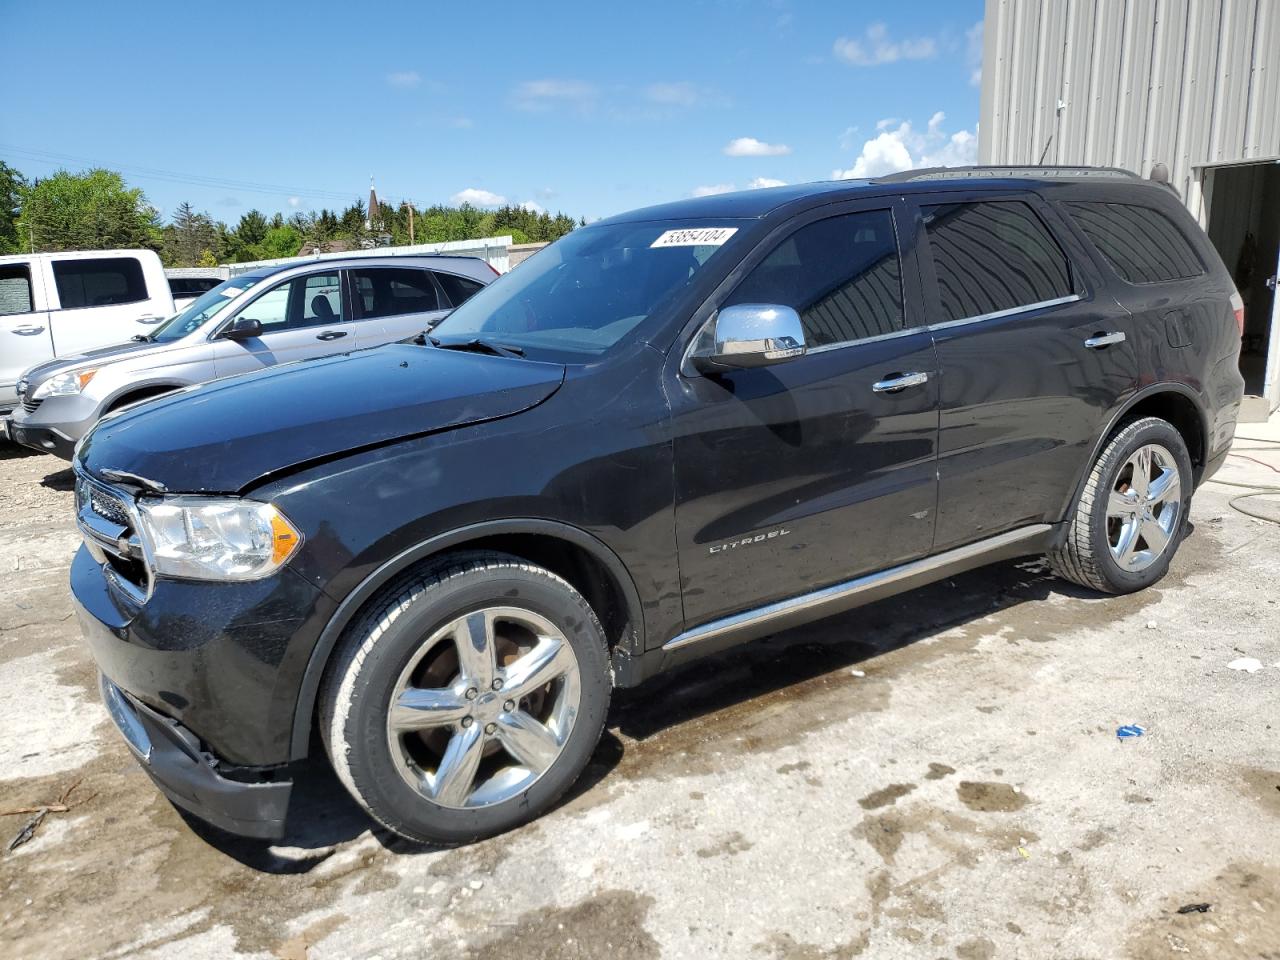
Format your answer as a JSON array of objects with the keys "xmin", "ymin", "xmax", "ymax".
[
  {"xmin": 1063, "ymin": 201, "xmax": 1203, "ymax": 284},
  {"xmin": 0, "ymin": 264, "xmax": 34, "ymax": 316},
  {"xmin": 435, "ymin": 271, "xmax": 484, "ymax": 307},
  {"xmin": 922, "ymin": 200, "xmax": 1073, "ymax": 323},
  {"xmin": 53, "ymin": 257, "xmax": 148, "ymax": 309}
]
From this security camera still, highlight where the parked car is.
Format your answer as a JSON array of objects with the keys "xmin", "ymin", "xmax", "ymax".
[
  {"xmin": 167, "ymin": 275, "xmax": 224, "ymax": 311},
  {"xmin": 0, "ymin": 250, "xmax": 174, "ymax": 421},
  {"xmin": 7, "ymin": 255, "xmax": 492, "ymax": 458},
  {"xmin": 70, "ymin": 168, "xmax": 1243, "ymax": 844}
]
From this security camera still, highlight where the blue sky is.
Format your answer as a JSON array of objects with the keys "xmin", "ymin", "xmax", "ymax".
[{"xmin": 1, "ymin": 0, "xmax": 984, "ymax": 224}]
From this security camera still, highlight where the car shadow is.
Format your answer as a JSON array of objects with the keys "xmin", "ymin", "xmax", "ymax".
[
  {"xmin": 40, "ymin": 465, "xmax": 76, "ymax": 492},
  {"xmin": 0, "ymin": 442, "xmax": 44, "ymax": 461},
  {"xmin": 185, "ymin": 539, "xmax": 1174, "ymax": 871}
]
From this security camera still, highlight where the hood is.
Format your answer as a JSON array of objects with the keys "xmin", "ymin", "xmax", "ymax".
[
  {"xmin": 22, "ymin": 339, "xmax": 167, "ymax": 386},
  {"xmin": 77, "ymin": 344, "xmax": 565, "ymax": 493}
]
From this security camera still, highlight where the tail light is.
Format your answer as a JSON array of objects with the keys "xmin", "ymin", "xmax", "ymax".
[{"xmin": 1230, "ymin": 291, "xmax": 1245, "ymax": 335}]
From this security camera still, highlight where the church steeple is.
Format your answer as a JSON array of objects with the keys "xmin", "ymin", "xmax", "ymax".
[{"xmin": 366, "ymin": 176, "xmax": 380, "ymax": 230}]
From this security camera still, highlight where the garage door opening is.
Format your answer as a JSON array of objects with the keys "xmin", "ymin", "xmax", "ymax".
[{"xmin": 1204, "ymin": 160, "xmax": 1280, "ymax": 420}]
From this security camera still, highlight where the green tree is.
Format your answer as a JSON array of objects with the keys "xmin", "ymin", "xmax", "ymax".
[
  {"xmin": 17, "ymin": 168, "xmax": 161, "ymax": 252},
  {"xmin": 163, "ymin": 201, "xmax": 219, "ymax": 267},
  {"xmin": 0, "ymin": 161, "xmax": 25, "ymax": 254},
  {"xmin": 258, "ymin": 224, "xmax": 303, "ymax": 260}
]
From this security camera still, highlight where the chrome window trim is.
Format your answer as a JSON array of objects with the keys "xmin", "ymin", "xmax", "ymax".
[
  {"xmin": 805, "ymin": 324, "xmax": 926, "ymax": 354},
  {"xmin": 664, "ymin": 524, "xmax": 1051, "ymax": 652},
  {"xmin": 926, "ymin": 294, "xmax": 1080, "ymax": 333}
]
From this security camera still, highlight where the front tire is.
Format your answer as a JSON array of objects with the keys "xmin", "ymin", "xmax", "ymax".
[
  {"xmin": 320, "ymin": 551, "xmax": 611, "ymax": 844},
  {"xmin": 1048, "ymin": 416, "xmax": 1193, "ymax": 594}
]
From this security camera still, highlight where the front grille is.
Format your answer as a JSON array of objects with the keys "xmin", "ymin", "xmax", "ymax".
[
  {"xmin": 20, "ymin": 395, "xmax": 41, "ymax": 414},
  {"xmin": 75, "ymin": 473, "xmax": 150, "ymax": 602},
  {"xmin": 78, "ymin": 477, "xmax": 131, "ymax": 527}
]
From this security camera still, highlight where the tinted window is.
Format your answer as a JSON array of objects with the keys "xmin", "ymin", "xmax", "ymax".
[
  {"xmin": 53, "ymin": 257, "xmax": 148, "ymax": 310},
  {"xmin": 233, "ymin": 272, "xmax": 343, "ymax": 332},
  {"xmin": 435, "ymin": 272, "xmax": 484, "ymax": 308},
  {"xmin": 0, "ymin": 264, "xmax": 34, "ymax": 316},
  {"xmin": 351, "ymin": 267, "xmax": 440, "ymax": 319},
  {"xmin": 169, "ymin": 277, "xmax": 220, "ymax": 295},
  {"xmin": 923, "ymin": 201, "xmax": 1073, "ymax": 323},
  {"xmin": 726, "ymin": 209, "xmax": 904, "ymax": 347},
  {"xmin": 1063, "ymin": 201, "xmax": 1203, "ymax": 283}
]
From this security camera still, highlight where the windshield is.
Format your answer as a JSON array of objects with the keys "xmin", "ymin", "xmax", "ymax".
[
  {"xmin": 431, "ymin": 220, "xmax": 746, "ymax": 362},
  {"xmin": 150, "ymin": 277, "xmax": 262, "ymax": 342}
]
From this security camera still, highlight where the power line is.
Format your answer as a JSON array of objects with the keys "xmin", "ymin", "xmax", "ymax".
[{"xmin": 0, "ymin": 142, "xmax": 367, "ymax": 204}]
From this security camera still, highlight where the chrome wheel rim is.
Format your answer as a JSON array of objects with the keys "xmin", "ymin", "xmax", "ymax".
[
  {"xmin": 1106, "ymin": 443, "xmax": 1182, "ymax": 573},
  {"xmin": 386, "ymin": 606, "xmax": 581, "ymax": 809}
]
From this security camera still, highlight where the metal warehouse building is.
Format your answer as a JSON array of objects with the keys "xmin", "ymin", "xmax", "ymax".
[{"xmin": 979, "ymin": 0, "xmax": 1280, "ymax": 416}]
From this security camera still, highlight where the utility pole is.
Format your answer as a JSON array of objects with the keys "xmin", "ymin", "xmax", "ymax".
[{"xmin": 404, "ymin": 201, "xmax": 415, "ymax": 245}]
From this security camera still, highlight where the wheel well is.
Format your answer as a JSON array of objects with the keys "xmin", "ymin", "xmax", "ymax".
[
  {"xmin": 1112, "ymin": 390, "xmax": 1206, "ymax": 480},
  {"xmin": 456, "ymin": 533, "xmax": 637, "ymax": 653},
  {"xmin": 107, "ymin": 385, "xmax": 180, "ymax": 413}
]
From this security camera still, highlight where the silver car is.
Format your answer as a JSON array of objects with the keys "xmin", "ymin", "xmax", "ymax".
[{"xmin": 8, "ymin": 255, "xmax": 494, "ymax": 458}]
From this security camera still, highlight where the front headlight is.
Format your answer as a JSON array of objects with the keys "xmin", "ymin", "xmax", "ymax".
[
  {"xmin": 32, "ymin": 368, "xmax": 98, "ymax": 400},
  {"xmin": 135, "ymin": 497, "xmax": 302, "ymax": 581}
]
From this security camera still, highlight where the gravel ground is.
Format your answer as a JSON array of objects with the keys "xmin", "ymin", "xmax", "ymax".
[{"xmin": 0, "ymin": 429, "xmax": 1277, "ymax": 960}]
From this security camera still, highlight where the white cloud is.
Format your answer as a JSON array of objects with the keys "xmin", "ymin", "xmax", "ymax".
[
  {"xmin": 386, "ymin": 70, "xmax": 422, "ymax": 88},
  {"xmin": 692, "ymin": 183, "xmax": 736, "ymax": 197},
  {"xmin": 451, "ymin": 187, "xmax": 507, "ymax": 207},
  {"xmin": 839, "ymin": 126, "xmax": 860, "ymax": 150},
  {"xmin": 747, "ymin": 177, "xmax": 787, "ymax": 189},
  {"xmin": 519, "ymin": 200, "xmax": 545, "ymax": 214},
  {"xmin": 645, "ymin": 82, "xmax": 700, "ymax": 106},
  {"xmin": 288, "ymin": 196, "xmax": 300, "ymax": 208},
  {"xmin": 833, "ymin": 23, "xmax": 937, "ymax": 66},
  {"xmin": 966, "ymin": 20, "xmax": 984, "ymax": 87},
  {"xmin": 833, "ymin": 112, "xmax": 977, "ymax": 179},
  {"xmin": 723, "ymin": 137, "xmax": 792, "ymax": 157},
  {"xmin": 513, "ymin": 79, "xmax": 597, "ymax": 112}
]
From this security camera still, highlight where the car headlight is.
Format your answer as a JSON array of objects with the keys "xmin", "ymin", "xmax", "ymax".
[
  {"xmin": 135, "ymin": 497, "xmax": 302, "ymax": 581},
  {"xmin": 32, "ymin": 368, "xmax": 98, "ymax": 400}
]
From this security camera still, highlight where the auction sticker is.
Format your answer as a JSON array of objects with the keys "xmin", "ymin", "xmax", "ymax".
[{"xmin": 650, "ymin": 227, "xmax": 738, "ymax": 248}]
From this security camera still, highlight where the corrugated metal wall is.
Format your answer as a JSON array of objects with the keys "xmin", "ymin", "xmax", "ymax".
[{"xmin": 979, "ymin": 0, "xmax": 1280, "ymax": 222}]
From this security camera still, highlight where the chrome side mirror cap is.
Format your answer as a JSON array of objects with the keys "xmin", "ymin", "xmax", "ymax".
[{"xmin": 693, "ymin": 303, "xmax": 807, "ymax": 372}]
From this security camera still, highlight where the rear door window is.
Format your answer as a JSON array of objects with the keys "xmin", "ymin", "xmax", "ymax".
[
  {"xmin": 0, "ymin": 264, "xmax": 35, "ymax": 315},
  {"xmin": 52, "ymin": 257, "xmax": 148, "ymax": 309},
  {"xmin": 434, "ymin": 271, "xmax": 484, "ymax": 308},
  {"xmin": 922, "ymin": 200, "xmax": 1073, "ymax": 323},
  {"xmin": 350, "ymin": 267, "xmax": 440, "ymax": 319},
  {"xmin": 725, "ymin": 208, "xmax": 906, "ymax": 348},
  {"xmin": 1062, "ymin": 200, "xmax": 1203, "ymax": 283}
]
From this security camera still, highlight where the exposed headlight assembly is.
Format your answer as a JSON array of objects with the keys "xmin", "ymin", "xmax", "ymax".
[
  {"xmin": 32, "ymin": 368, "xmax": 98, "ymax": 400},
  {"xmin": 135, "ymin": 497, "xmax": 302, "ymax": 581}
]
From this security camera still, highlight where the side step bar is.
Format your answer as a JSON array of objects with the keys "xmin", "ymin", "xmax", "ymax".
[{"xmin": 663, "ymin": 524, "xmax": 1054, "ymax": 658}]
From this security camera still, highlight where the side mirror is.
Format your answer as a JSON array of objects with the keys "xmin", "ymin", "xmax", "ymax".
[
  {"xmin": 222, "ymin": 317, "xmax": 262, "ymax": 341},
  {"xmin": 692, "ymin": 304, "xmax": 806, "ymax": 372}
]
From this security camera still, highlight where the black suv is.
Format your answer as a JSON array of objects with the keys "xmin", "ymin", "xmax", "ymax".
[{"xmin": 72, "ymin": 168, "xmax": 1244, "ymax": 844}]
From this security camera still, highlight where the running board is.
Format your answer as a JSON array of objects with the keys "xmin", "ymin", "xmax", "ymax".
[{"xmin": 663, "ymin": 524, "xmax": 1054, "ymax": 658}]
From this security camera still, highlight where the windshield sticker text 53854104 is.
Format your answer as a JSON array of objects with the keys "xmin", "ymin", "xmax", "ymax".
[{"xmin": 650, "ymin": 227, "xmax": 738, "ymax": 248}]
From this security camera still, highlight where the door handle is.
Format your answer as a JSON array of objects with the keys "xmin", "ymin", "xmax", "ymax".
[
  {"xmin": 135, "ymin": 315, "xmax": 165, "ymax": 325},
  {"xmin": 1084, "ymin": 331, "xmax": 1126, "ymax": 349},
  {"xmin": 11, "ymin": 325, "xmax": 45, "ymax": 335},
  {"xmin": 872, "ymin": 371, "xmax": 930, "ymax": 393},
  {"xmin": 316, "ymin": 330, "xmax": 348, "ymax": 341}
]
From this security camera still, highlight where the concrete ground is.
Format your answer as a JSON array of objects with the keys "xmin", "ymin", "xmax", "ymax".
[{"xmin": 1, "ymin": 423, "xmax": 1277, "ymax": 960}]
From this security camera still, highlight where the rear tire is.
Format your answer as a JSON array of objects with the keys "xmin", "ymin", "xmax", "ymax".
[
  {"xmin": 320, "ymin": 551, "xmax": 611, "ymax": 845},
  {"xmin": 1048, "ymin": 417, "xmax": 1193, "ymax": 594}
]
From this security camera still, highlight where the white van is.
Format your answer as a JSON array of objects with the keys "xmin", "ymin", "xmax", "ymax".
[{"xmin": 0, "ymin": 249, "xmax": 174, "ymax": 414}]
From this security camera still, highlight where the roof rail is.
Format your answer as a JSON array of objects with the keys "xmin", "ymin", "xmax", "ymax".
[{"xmin": 874, "ymin": 165, "xmax": 1142, "ymax": 184}]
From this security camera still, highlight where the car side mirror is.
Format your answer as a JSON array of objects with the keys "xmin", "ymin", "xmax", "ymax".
[
  {"xmin": 692, "ymin": 304, "xmax": 807, "ymax": 372},
  {"xmin": 222, "ymin": 317, "xmax": 262, "ymax": 341}
]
